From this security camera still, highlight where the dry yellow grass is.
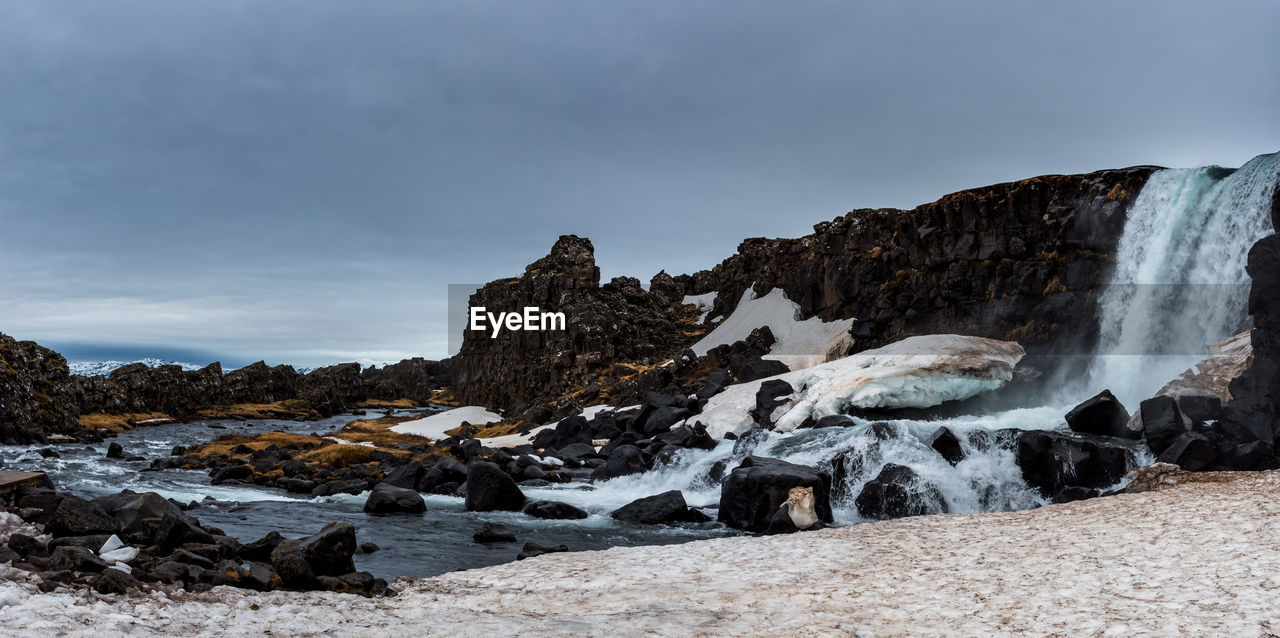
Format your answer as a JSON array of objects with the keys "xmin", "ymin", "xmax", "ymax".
[
  {"xmin": 356, "ymin": 398, "xmax": 419, "ymax": 409},
  {"xmin": 193, "ymin": 401, "xmax": 318, "ymax": 421},
  {"xmin": 428, "ymin": 388, "xmax": 460, "ymax": 406},
  {"xmin": 188, "ymin": 432, "xmax": 323, "ymax": 459},
  {"xmin": 78, "ymin": 412, "xmax": 172, "ymax": 433}
]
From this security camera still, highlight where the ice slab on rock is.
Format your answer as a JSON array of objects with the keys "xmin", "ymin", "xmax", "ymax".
[{"xmin": 692, "ymin": 334, "xmax": 1026, "ymax": 438}]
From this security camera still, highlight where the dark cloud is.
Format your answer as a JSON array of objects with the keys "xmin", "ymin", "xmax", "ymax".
[{"xmin": 1, "ymin": 1, "xmax": 1277, "ymax": 365}]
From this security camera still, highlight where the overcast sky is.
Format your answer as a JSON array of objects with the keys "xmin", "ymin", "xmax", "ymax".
[{"xmin": 1, "ymin": 1, "xmax": 1277, "ymax": 367}]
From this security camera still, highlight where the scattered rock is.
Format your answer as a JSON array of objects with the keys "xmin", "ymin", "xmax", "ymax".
[
  {"xmin": 522, "ymin": 500, "xmax": 589, "ymax": 520},
  {"xmin": 363, "ymin": 483, "xmax": 427, "ymax": 515},
  {"xmin": 473, "ymin": 523, "xmax": 517, "ymax": 544},
  {"xmin": 516, "ymin": 542, "xmax": 569, "ymax": 560},
  {"xmin": 855, "ymin": 463, "xmax": 948, "ymax": 520},
  {"xmin": 717, "ymin": 456, "xmax": 833, "ymax": 532},
  {"xmin": 930, "ymin": 427, "xmax": 964, "ymax": 465},
  {"xmin": 610, "ymin": 490, "xmax": 699, "ymax": 525},
  {"xmin": 1065, "ymin": 390, "xmax": 1137, "ymax": 439},
  {"xmin": 464, "ymin": 462, "xmax": 526, "ymax": 512},
  {"xmin": 269, "ymin": 522, "xmax": 357, "ymax": 578}
]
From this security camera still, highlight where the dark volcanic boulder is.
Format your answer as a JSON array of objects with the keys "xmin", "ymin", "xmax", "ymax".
[
  {"xmin": 855, "ymin": 463, "xmax": 948, "ymax": 520},
  {"xmin": 363, "ymin": 483, "xmax": 427, "ymax": 514},
  {"xmin": 464, "ymin": 462, "xmax": 526, "ymax": 512},
  {"xmin": 473, "ymin": 522, "xmax": 517, "ymax": 544},
  {"xmin": 930, "ymin": 427, "xmax": 964, "ymax": 465},
  {"xmin": 269, "ymin": 522, "xmax": 357, "ymax": 578},
  {"xmin": 522, "ymin": 500, "xmax": 589, "ymax": 520},
  {"xmin": 381, "ymin": 462, "xmax": 426, "ymax": 490},
  {"xmin": 46, "ymin": 496, "xmax": 120, "ymax": 538},
  {"xmin": 106, "ymin": 442, "xmax": 125, "ymax": 459},
  {"xmin": 752, "ymin": 379, "xmax": 794, "ymax": 429},
  {"xmin": 610, "ymin": 490, "xmax": 699, "ymax": 525},
  {"xmin": 1155, "ymin": 432, "xmax": 1218, "ymax": 471},
  {"xmin": 1016, "ymin": 430, "xmax": 1131, "ymax": 497},
  {"xmin": 1065, "ymin": 390, "xmax": 1137, "ymax": 439},
  {"xmin": 94, "ymin": 567, "xmax": 139, "ymax": 594},
  {"xmin": 48, "ymin": 545, "xmax": 108, "ymax": 573},
  {"xmin": 590, "ymin": 445, "xmax": 649, "ymax": 481},
  {"xmin": 717, "ymin": 456, "xmax": 833, "ymax": 532},
  {"xmin": 1139, "ymin": 396, "xmax": 1191, "ymax": 456},
  {"xmin": 516, "ymin": 541, "xmax": 569, "ymax": 560}
]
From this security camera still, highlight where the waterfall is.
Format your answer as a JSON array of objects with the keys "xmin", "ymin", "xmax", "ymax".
[{"xmin": 1086, "ymin": 153, "xmax": 1280, "ymax": 408}]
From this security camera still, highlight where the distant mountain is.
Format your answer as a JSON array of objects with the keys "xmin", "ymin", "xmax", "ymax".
[{"xmin": 68, "ymin": 358, "xmax": 204, "ymax": 377}]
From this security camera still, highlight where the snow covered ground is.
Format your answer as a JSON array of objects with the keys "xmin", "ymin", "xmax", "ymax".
[
  {"xmin": 3, "ymin": 471, "xmax": 1278, "ymax": 637},
  {"xmin": 389, "ymin": 406, "xmax": 503, "ymax": 438},
  {"xmin": 689, "ymin": 287, "xmax": 855, "ymax": 371},
  {"xmin": 693, "ymin": 334, "xmax": 1026, "ymax": 438}
]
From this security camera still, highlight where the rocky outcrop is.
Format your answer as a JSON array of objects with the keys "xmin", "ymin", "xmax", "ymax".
[
  {"xmin": 451, "ymin": 235, "xmax": 702, "ymax": 410},
  {"xmin": 676, "ymin": 168, "xmax": 1157, "ymax": 359},
  {"xmin": 0, "ymin": 334, "xmax": 80, "ymax": 443},
  {"xmin": 1218, "ymin": 226, "xmax": 1280, "ymax": 466}
]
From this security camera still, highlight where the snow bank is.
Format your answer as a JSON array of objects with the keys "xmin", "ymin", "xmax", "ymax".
[
  {"xmin": 3, "ymin": 472, "xmax": 1279, "ymax": 636},
  {"xmin": 693, "ymin": 334, "xmax": 1026, "ymax": 438},
  {"xmin": 689, "ymin": 287, "xmax": 854, "ymax": 371},
  {"xmin": 681, "ymin": 291, "xmax": 718, "ymax": 324},
  {"xmin": 389, "ymin": 406, "xmax": 502, "ymax": 439}
]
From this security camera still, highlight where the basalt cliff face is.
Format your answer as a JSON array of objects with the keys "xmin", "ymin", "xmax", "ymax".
[
  {"xmin": 452, "ymin": 167, "xmax": 1158, "ymax": 411},
  {"xmin": 677, "ymin": 167, "xmax": 1158, "ymax": 354},
  {"xmin": 1219, "ymin": 191, "xmax": 1280, "ymax": 464},
  {"xmin": 451, "ymin": 235, "xmax": 702, "ymax": 412}
]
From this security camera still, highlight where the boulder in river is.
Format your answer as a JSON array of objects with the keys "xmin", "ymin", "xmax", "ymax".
[
  {"xmin": 717, "ymin": 456, "xmax": 833, "ymax": 533},
  {"xmin": 1015, "ymin": 430, "xmax": 1131, "ymax": 499},
  {"xmin": 464, "ymin": 461, "xmax": 527, "ymax": 512},
  {"xmin": 930, "ymin": 427, "xmax": 964, "ymax": 465},
  {"xmin": 1139, "ymin": 396, "xmax": 1192, "ymax": 456},
  {"xmin": 855, "ymin": 463, "xmax": 948, "ymax": 520},
  {"xmin": 1065, "ymin": 390, "xmax": 1138, "ymax": 439},
  {"xmin": 473, "ymin": 522, "xmax": 517, "ymax": 544},
  {"xmin": 610, "ymin": 490, "xmax": 703, "ymax": 525},
  {"xmin": 363, "ymin": 483, "xmax": 427, "ymax": 515},
  {"xmin": 522, "ymin": 500, "xmax": 589, "ymax": 520},
  {"xmin": 590, "ymin": 444, "xmax": 649, "ymax": 481}
]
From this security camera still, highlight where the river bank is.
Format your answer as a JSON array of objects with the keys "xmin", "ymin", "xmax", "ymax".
[{"xmin": 2, "ymin": 469, "xmax": 1276, "ymax": 637}]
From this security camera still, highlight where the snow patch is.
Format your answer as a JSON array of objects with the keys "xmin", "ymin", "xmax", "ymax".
[
  {"xmin": 390, "ymin": 406, "xmax": 503, "ymax": 439},
  {"xmin": 689, "ymin": 287, "xmax": 854, "ymax": 371},
  {"xmin": 681, "ymin": 291, "xmax": 718, "ymax": 324},
  {"xmin": 692, "ymin": 334, "xmax": 1026, "ymax": 438}
]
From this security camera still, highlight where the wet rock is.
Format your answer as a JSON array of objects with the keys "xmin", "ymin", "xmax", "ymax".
[
  {"xmin": 717, "ymin": 456, "xmax": 834, "ymax": 532},
  {"xmin": 590, "ymin": 445, "xmax": 649, "ymax": 481},
  {"xmin": 381, "ymin": 462, "xmax": 426, "ymax": 490},
  {"xmin": 363, "ymin": 483, "xmax": 427, "ymax": 515},
  {"xmin": 48, "ymin": 546, "xmax": 107, "ymax": 573},
  {"xmin": 463, "ymin": 462, "xmax": 526, "ymax": 512},
  {"xmin": 93, "ymin": 568, "xmax": 138, "ymax": 594},
  {"xmin": 516, "ymin": 542, "xmax": 569, "ymax": 560},
  {"xmin": 1178, "ymin": 395, "xmax": 1223, "ymax": 427},
  {"xmin": 610, "ymin": 490, "xmax": 700, "ymax": 525},
  {"xmin": 1155, "ymin": 432, "xmax": 1218, "ymax": 471},
  {"xmin": 1016, "ymin": 430, "xmax": 1131, "ymax": 497},
  {"xmin": 522, "ymin": 500, "xmax": 589, "ymax": 520},
  {"xmin": 269, "ymin": 522, "xmax": 357, "ymax": 578},
  {"xmin": 106, "ymin": 442, "xmax": 125, "ymax": 459},
  {"xmin": 210, "ymin": 464, "xmax": 253, "ymax": 484},
  {"xmin": 930, "ymin": 427, "xmax": 964, "ymax": 465},
  {"xmin": 46, "ymin": 496, "xmax": 120, "ymax": 538},
  {"xmin": 752, "ymin": 379, "xmax": 794, "ymax": 429},
  {"xmin": 1140, "ymin": 396, "xmax": 1192, "ymax": 456},
  {"xmin": 8, "ymin": 533, "xmax": 47, "ymax": 558},
  {"xmin": 855, "ymin": 463, "xmax": 948, "ymax": 520},
  {"xmin": 1065, "ymin": 390, "xmax": 1138, "ymax": 439},
  {"xmin": 473, "ymin": 522, "xmax": 517, "ymax": 544}
]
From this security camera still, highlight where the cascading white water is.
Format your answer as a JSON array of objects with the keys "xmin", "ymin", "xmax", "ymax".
[{"xmin": 1087, "ymin": 153, "xmax": 1280, "ymax": 408}]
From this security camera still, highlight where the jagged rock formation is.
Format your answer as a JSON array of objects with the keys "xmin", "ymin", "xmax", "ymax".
[
  {"xmin": 452, "ymin": 235, "xmax": 703, "ymax": 410},
  {"xmin": 451, "ymin": 169, "xmax": 1156, "ymax": 413},
  {"xmin": 0, "ymin": 334, "xmax": 79, "ymax": 443},
  {"xmin": 1218, "ymin": 192, "xmax": 1280, "ymax": 466},
  {"xmin": 0, "ymin": 332, "xmax": 449, "ymax": 443},
  {"xmin": 677, "ymin": 168, "xmax": 1157, "ymax": 354}
]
